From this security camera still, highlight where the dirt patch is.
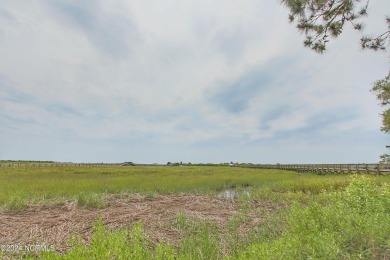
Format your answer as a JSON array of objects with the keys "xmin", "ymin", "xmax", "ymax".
[{"xmin": 0, "ymin": 194, "xmax": 275, "ymax": 255}]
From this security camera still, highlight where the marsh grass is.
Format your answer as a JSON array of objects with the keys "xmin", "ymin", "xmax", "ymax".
[
  {"xmin": 38, "ymin": 219, "xmax": 164, "ymax": 260},
  {"xmin": 174, "ymin": 212, "xmax": 188, "ymax": 230},
  {"xmin": 178, "ymin": 223, "xmax": 221, "ymax": 259},
  {"xmin": 171, "ymin": 212, "xmax": 221, "ymax": 259},
  {"xmin": 76, "ymin": 193, "xmax": 109, "ymax": 209},
  {"xmin": 21, "ymin": 176, "xmax": 390, "ymax": 259},
  {"xmin": 2, "ymin": 166, "xmax": 390, "ymax": 259},
  {"xmin": 1, "ymin": 166, "xmax": 387, "ymax": 210}
]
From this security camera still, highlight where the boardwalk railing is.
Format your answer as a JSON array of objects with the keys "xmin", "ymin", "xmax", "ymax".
[{"xmin": 242, "ymin": 164, "xmax": 390, "ymax": 175}]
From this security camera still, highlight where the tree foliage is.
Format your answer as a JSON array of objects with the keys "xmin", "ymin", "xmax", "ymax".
[
  {"xmin": 379, "ymin": 153, "xmax": 390, "ymax": 163},
  {"xmin": 361, "ymin": 17, "xmax": 390, "ymax": 51},
  {"xmin": 282, "ymin": 0, "xmax": 390, "ymax": 140},
  {"xmin": 371, "ymin": 72, "xmax": 390, "ymax": 133},
  {"xmin": 281, "ymin": 0, "xmax": 390, "ymax": 53}
]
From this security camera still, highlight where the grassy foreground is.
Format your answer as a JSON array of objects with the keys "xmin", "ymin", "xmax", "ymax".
[
  {"xmin": 24, "ymin": 176, "xmax": 389, "ymax": 260},
  {"xmin": 0, "ymin": 166, "xmax": 389, "ymax": 259}
]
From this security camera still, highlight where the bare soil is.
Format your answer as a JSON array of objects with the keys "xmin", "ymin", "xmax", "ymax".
[{"xmin": 0, "ymin": 194, "xmax": 275, "ymax": 255}]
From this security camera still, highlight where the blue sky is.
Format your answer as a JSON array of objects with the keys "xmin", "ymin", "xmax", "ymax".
[{"xmin": 0, "ymin": 0, "xmax": 389, "ymax": 163}]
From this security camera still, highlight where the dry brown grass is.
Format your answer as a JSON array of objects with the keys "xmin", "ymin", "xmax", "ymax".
[{"xmin": 0, "ymin": 193, "xmax": 275, "ymax": 254}]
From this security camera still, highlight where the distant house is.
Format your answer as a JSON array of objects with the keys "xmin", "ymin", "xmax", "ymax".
[{"xmin": 121, "ymin": 162, "xmax": 135, "ymax": 166}]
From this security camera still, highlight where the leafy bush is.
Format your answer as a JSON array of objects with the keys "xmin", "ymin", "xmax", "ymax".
[{"xmin": 238, "ymin": 176, "xmax": 390, "ymax": 259}]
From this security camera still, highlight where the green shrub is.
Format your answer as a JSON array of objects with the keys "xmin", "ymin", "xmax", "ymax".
[{"xmin": 238, "ymin": 176, "xmax": 390, "ymax": 259}]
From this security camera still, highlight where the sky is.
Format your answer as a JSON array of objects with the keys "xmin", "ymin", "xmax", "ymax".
[{"xmin": 0, "ymin": 0, "xmax": 389, "ymax": 164}]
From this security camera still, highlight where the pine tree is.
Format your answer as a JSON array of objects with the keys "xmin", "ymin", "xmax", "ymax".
[{"xmin": 282, "ymin": 0, "xmax": 389, "ymax": 161}]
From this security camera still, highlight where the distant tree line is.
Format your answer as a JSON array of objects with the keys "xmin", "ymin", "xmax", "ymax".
[{"xmin": 0, "ymin": 160, "xmax": 55, "ymax": 163}]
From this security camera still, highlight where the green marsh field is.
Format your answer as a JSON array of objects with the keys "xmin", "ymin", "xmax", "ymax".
[{"xmin": 0, "ymin": 165, "xmax": 389, "ymax": 259}]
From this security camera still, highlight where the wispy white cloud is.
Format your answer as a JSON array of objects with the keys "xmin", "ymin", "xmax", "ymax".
[
  {"xmin": 46, "ymin": 0, "xmax": 140, "ymax": 58},
  {"xmin": 0, "ymin": 0, "xmax": 389, "ymax": 163}
]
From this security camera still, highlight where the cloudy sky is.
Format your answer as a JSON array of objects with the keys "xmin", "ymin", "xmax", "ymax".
[{"xmin": 0, "ymin": 0, "xmax": 389, "ymax": 164}]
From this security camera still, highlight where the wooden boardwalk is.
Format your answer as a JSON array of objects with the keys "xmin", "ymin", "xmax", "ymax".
[{"xmin": 243, "ymin": 163, "xmax": 390, "ymax": 175}]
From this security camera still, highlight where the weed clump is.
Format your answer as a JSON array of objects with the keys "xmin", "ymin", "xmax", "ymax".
[
  {"xmin": 76, "ymin": 193, "xmax": 109, "ymax": 209},
  {"xmin": 40, "ymin": 219, "xmax": 175, "ymax": 260}
]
